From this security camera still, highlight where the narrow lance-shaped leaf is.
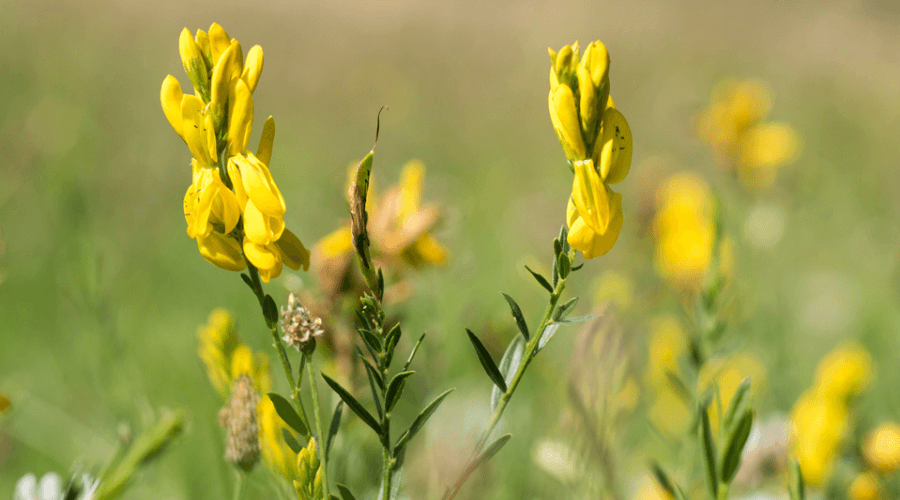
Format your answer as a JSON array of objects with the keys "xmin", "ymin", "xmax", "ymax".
[
  {"xmin": 650, "ymin": 462, "xmax": 675, "ymax": 495},
  {"xmin": 537, "ymin": 323, "xmax": 560, "ymax": 352},
  {"xmin": 721, "ymin": 409, "xmax": 754, "ymax": 482},
  {"xmin": 356, "ymin": 347, "xmax": 383, "ymax": 390},
  {"xmin": 403, "ymin": 333, "xmax": 426, "ymax": 372},
  {"xmin": 789, "ymin": 459, "xmax": 805, "ymax": 500},
  {"xmin": 321, "ymin": 374, "xmax": 381, "ymax": 435},
  {"xmin": 326, "ymin": 401, "xmax": 343, "ymax": 462},
  {"xmin": 501, "ymin": 293, "xmax": 530, "ymax": 340},
  {"xmin": 385, "ymin": 371, "xmax": 416, "ymax": 413},
  {"xmin": 282, "ymin": 428, "xmax": 302, "ymax": 454},
  {"xmin": 492, "ymin": 335, "xmax": 525, "ymax": 412},
  {"xmin": 394, "ymin": 388, "xmax": 455, "ymax": 454},
  {"xmin": 552, "ymin": 314, "xmax": 599, "ymax": 325},
  {"xmin": 267, "ymin": 393, "xmax": 309, "ymax": 437},
  {"xmin": 473, "ymin": 434, "xmax": 512, "ymax": 470},
  {"xmin": 466, "ymin": 329, "xmax": 507, "ymax": 393},
  {"xmin": 699, "ymin": 403, "xmax": 719, "ymax": 499},
  {"xmin": 722, "ymin": 377, "xmax": 751, "ymax": 431},
  {"xmin": 555, "ymin": 297, "xmax": 579, "ymax": 321},
  {"xmin": 361, "ymin": 356, "xmax": 384, "ymax": 418},
  {"xmin": 524, "ymin": 265, "xmax": 554, "ymax": 293}
]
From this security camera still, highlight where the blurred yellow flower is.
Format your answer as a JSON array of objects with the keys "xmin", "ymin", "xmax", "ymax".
[
  {"xmin": 652, "ymin": 172, "xmax": 714, "ymax": 290},
  {"xmin": 849, "ymin": 473, "xmax": 881, "ymax": 500},
  {"xmin": 198, "ymin": 309, "xmax": 271, "ymax": 399},
  {"xmin": 696, "ymin": 78, "xmax": 800, "ymax": 191},
  {"xmin": 161, "ymin": 24, "xmax": 310, "ymax": 280},
  {"xmin": 548, "ymin": 41, "xmax": 632, "ymax": 259},
  {"xmin": 863, "ymin": 423, "xmax": 900, "ymax": 473},
  {"xmin": 258, "ymin": 396, "xmax": 301, "ymax": 480},
  {"xmin": 593, "ymin": 271, "xmax": 634, "ymax": 309},
  {"xmin": 814, "ymin": 343, "xmax": 873, "ymax": 400}
]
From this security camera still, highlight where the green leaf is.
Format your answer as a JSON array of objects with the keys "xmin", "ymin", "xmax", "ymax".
[
  {"xmin": 555, "ymin": 297, "xmax": 579, "ymax": 320},
  {"xmin": 335, "ymin": 483, "xmax": 357, "ymax": 500},
  {"xmin": 650, "ymin": 462, "xmax": 675, "ymax": 495},
  {"xmin": 699, "ymin": 403, "xmax": 719, "ymax": 499},
  {"xmin": 357, "ymin": 348, "xmax": 384, "ymax": 391},
  {"xmin": 552, "ymin": 314, "xmax": 598, "ymax": 325},
  {"xmin": 321, "ymin": 374, "xmax": 381, "ymax": 435},
  {"xmin": 553, "ymin": 238, "xmax": 562, "ymax": 257},
  {"xmin": 326, "ymin": 401, "xmax": 343, "ymax": 462},
  {"xmin": 558, "ymin": 225, "xmax": 570, "ymax": 253},
  {"xmin": 789, "ymin": 459, "xmax": 805, "ymax": 500},
  {"xmin": 403, "ymin": 333, "xmax": 426, "ymax": 372},
  {"xmin": 473, "ymin": 434, "xmax": 512, "ymax": 469},
  {"xmin": 570, "ymin": 263, "xmax": 584, "ymax": 272},
  {"xmin": 466, "ymin": 329, "xmax": 507, "ymax": 392},
  {"xmin": 361, "ymin": 354, "xmax": 384, "ymax": 418},
  {"xmin": 385, "ymin": 323, "xmax": 402, "ymax": 367},
  {"xmin": 267, "ymin": 393, "xmax": 309, "ymax": 437},
  {"xmin": 722, "ymin": 377, "xmax": 751, "ymax": 431},
  {"xmin": 524, "ymin": 265, "xmax": 553, "ymax": 293},
  {"xmin": 240, "ymin": 273, "xmax": 255, "ymax": 293},
  {"xmin": 491, "ymin": 335, "xmax": 525, "ymax": 412},
  {"xmin": 263, "ymin": 295, "xmax": 279, "ymax": 330},
  {"xmin": 356, "ymin": 326, "xmax": 382, "ymax": 354},
  {"xmin": 557, "ymin": 252, "xmax": 571, "ymax": 279},
  {"xmin": 394, "ymin": 388, "xmax": 455, "ymax": 454},
  {"xmin": 537, "ymin": 323, "xmax": 559, "ymax": 351},
  {"xmin": 673, "ymin": 484, "xmax": 689, "ymax": 500},
  {"xmin": 721, "ymin": 409, "xmax": 753, "ymax": 483},
  {"xmin": 385, "ymin": 371, "xmax": 416, "ymax": 413},
  {"xmin": 500, "ymin": 293, "xmax": 530, "ymax": 341},
  {"xmin": 282, "ymin": 427, "xmax": 302, "ymax": 454},
  {"xmin": 354, "ymin": 327, "xmax": 380, "ymax": 364}
]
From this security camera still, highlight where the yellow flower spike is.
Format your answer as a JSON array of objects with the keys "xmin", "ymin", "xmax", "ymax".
[
  {"xmin": 566, "ymin": 191, "xmax": 622, "ymax": 259},
  {"xmin": 181, "ymin": 95, "xmax": 217, "ymax": 167},
  {"xmin": 208, "ymin": 22, "xmax": 231, "ymax": 64},
  {"xmin": 243, "ymin": 199, "xmax": 286, "ymax": 245},
  {"xmin": 195, "ymin": 29, "xmax": 213, "ymax": 70},
  {"xmin": 210, "ymin": 40, "xmax": 244, "ymax": 127},
  {"xmin": 549, "ymin": 84, "xmax": 586, "ymax": 160},
  {"xmin": 256, "ymin": 116, "xmax": 275, "ymax": 166},
  {"xmin": 160, "ymin": 75, "xmax": 184, "ymax": 139},
  {"xmin": 231, "ymin": 153, "xmax": 286, "ymax": 217},
  {"xmin": 178, "ymin": 28, "xmax": 210, "ymax": 101},
  {"xmin": 571, "ymin": 159, "xmax": 611, "ymax": 234},
  {"xmin": 227, "ymin": 78, "xmax": 254, "ymax": 157},
  {"xmin": 230, "ymin": 344, "xmax": 254, "ymax": 378},
  {"xmin": 242, "ymin": 45, "xmax": 264, "ymax": 93},
  {"xmin": 276, "ymin": 229, "xmax": 311, "ymax": 271},
  {"xmin": 197, "ymin": 231, "xmax": 246, "ymax": 272},
  {"xmin": 596, "ymin": 108, "xmax": 633, "ymax": 184}
]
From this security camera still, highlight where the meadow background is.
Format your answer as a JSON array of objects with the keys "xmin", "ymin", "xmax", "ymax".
[{"xmin": 2, "ymin": 0, "xmax": 900, "ymax": 498}]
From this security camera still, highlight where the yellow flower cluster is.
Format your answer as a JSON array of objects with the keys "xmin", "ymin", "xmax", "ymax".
[
  {"xmin": 652, "ymin": 172, "xmax": 732, "ymax": 291},
  {"xmin": 315, "ymin": 160, "xmax": 447, "ymax": 296},
  {"xmin": 161, "ymin": 23, "xmax": 310, "ymax": 281},
  {"xmin": 696, "ymin": 78, "xmax": 800, "ymax": 190},
  {"xmin": 791, "ymin": 344, "xmax": 873, "ymax": 486},
  {"xmin": 548, "ymin": 41, "xmax": 632, "ymax": 259},
  {"xmin": 197, "ymin": 309, "xmax": 271, "ymax": 399}
]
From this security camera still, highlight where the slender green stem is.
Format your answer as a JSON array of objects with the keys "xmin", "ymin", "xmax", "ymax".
[
  {"xmin": 443, "ymin": 274, "xmax": 568, "ymax": 500},
  {"xmin": 232, "ymin": 471, "xmax": 245, "ymax": 500},
  {"xmin": 306, "ymin": 353, "xmax": 330, "ymax": 500}
]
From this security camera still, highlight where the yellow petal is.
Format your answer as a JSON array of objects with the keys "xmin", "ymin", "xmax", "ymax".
[
  {"xmin": 235, "ymin": 153, "xmax": 286, "ymax": 216},
  {"xmin": 230, "ymin": 344, "xmax": 254, "ymax": 379},
  {"xmin": 160, "ymin": 75, "xmax": 184, "ymax": 139},
  {"xmin": 184, "ymin": 173, "xmax": 215, "ymax": 238},
  {"xmin": 566, "ymin": 196, "xmax": 579, "ymax": 228},
  {"xmin": 568, "ymin": 191, "xmax": 623, "ymax": 259},
  {"xmin": 258, "ymin": 259, "xmax": 283, "ymax": 283},
  {"xmin": 179, "ymin": 28, "xmax": 209, "ymax": 100},
  {"xmin": 212, "ymin": 185, "xmax": 241, "ymax": 233},
  {"xmin": 244, "ymin": 199, "xmax": 285, "ymax": 245},
  {"xmin": 181, "ymin": 95, "xmax": 216, "ymax": 166},
  {"xmin": 581, "ymin": 41, "xmax": 610, "ymax": 88},
  {"xmin": 257, "ymin": 116, "xmax": 275, "ymax": 166},
  {"xmin": 242, "ymin": 45, "xmax": 264, "ymax": 93},
  {"xmin": 549, "ymin": 85, "xmax": 586, "ymax": 160},
  {"xmin": 226, "ymin": 158, "xmax": 248, "ymax": 208},
  {"xmin": 316, "ymin": 226, "xmax": 353, "ymax": 258},
  {"xmin": 572, "ymin": 159, "xmax": 610, "ymax": 234},
  {"xmin": 596, "ymin": 108, "xmax": 632, "ymax": 184},
  {"xmin": 227, "ymin": 78, "xmax": 253, "ymax": 157},
  {"xmin": 210, "ymin": 40, "xmax": 244, "ymax": 124},
  {"xmin": 577, "ymin": 66, "xmax": 598, "ymax": 140},
  {"xmin": 410, "ymin": 234, "xmax": 447, "ymax": 265},
  {"xmin": 208, "ymin": 23, "xmax": 231, "ymax": 64},
  {"xmin": 195, "ymin": 29, "xmax": 212, "ymax": 69},
  {"xmin": 244, "ymin": 239, "xmax": 281, "ymax": 272},
  {"xmin": 197, "ymin": 231, "xmax": 246, "ymax": 271},
  {"xmin": 276, "ymin": 228, "xmax": 311, "ymax": 271}
]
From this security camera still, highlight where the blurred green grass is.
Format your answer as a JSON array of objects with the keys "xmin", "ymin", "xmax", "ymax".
[{"xmin": 2, "ymin": 0, "xmax": 900, "ymax": 497}]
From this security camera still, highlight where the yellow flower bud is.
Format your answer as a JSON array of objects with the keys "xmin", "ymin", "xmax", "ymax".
[
  {"xmin": 549, "ymin": 42, "xmax": 579, "ymax": 87},
  {"xmin": 863, "ymin": 423, "xmax": 900, "ymax": 472},
  {"xmin": 210, "ymin": 40, "xmax": 244, "ymax": 131},
  {"xmin": 179, "ymin": 28, "xmax": 209, "ymax": 101},
  {"xmin": 242, "ymin": 45, "xmax": 264, "ymax": 93},
  {"xmin": 208, "ymin": 22, "xmax": 231, "ymax": 64},
  {"xmin": 548, "ymin": 84, "xmax": 586, "ymax": 160},
  {"xmin": 581, "ymin": 41, "xmax": 610, "ymax": 89},
  {"xmin": 256, "ymin": 116, "xmax": 275, "ymax": 166},
  {"xmin": 595, "ymin": 107, "xmax": 632, "ymax": 184},
  {"xmin": 160, "ymin": 75, "xmax": 184, "ymax": 139},
  {"xmin": 197, "ymin": 232, "xmax": 246, "ymax": 272},
  {"xmin": 195, "ymin": 29, "xmax": 213, "ymax": 70},
  {"xmin": 227, "ymin": 78, "xmax": 253, "ymax": 158}
]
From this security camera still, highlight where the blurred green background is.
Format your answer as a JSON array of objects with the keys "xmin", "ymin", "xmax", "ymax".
[{"xmin": 2, "ymin": 0, "xmax": 900, "ymax": 498}]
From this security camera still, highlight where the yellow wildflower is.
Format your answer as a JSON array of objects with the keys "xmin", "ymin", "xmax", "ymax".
[
  {"xmin": 863, "ymin": 423, "xmax": 900, "ymax": 473},
  {"xmin": 791, "ymin": 388, "xmax": 849, "ymax": 486},
  {"xmin": 849, "ymin": 473, "xmax": 881, "ymax": 500},
  {"xmin": 813, "ymin": 343, "xmax": 873, "ymax": 400},
  {"xmin": 548, "ymin": 41, "xmax": 632, "ymax": 259},
  {"xmin": 593, "ymin": 271, "xmax": 634, "ymax": 309},
  {"xmin": 197, "ymin": 309, "xmax": 270, "ymax": 398},
  {"xmin": 161, "ymin": 24, "xmax": 309, "ymax": 280},
  {"xmin": 696, "ymin": 78, "xmax": 800, "ymax": 191}
]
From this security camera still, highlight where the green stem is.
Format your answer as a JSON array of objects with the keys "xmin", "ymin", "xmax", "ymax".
[
  {"xmin": 443, "ymin": 274, "xmax": 568, "ymax": 500},
  {"xmin": 306, "ymin": 353, "xmax": 330, "ymax": 500},
  {"xmin": 232, "ymin": 471, "xmax": 245, "ymax": 500}
]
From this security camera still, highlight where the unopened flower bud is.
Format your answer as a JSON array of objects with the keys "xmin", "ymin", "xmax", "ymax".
[
  {"xmin": 218, "ymin": 375, "xmax": 260, "ymax": 471},
  {"xmin": 179, "ymin": 28, "xmax": 210, "ymax": 102},
  {"xmin": 280, "ymin": 293, "xmax": 324, "ymax": 353}
]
